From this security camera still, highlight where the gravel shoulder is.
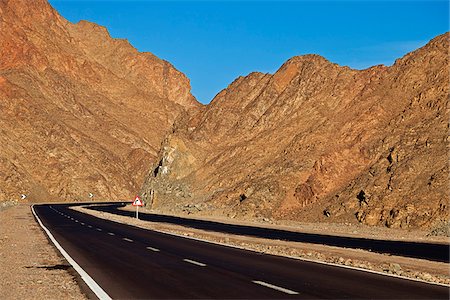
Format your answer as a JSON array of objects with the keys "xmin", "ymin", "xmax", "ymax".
[
  {"xmin": 74, "ymin": 204, "xmax": 450, "ymax": 286},
  {"xmin": 0, "ymin": 204, "xmax": 88, "ymax": 300}
]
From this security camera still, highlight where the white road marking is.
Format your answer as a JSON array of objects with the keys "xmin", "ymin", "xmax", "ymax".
[
  {"xmin": 108, "ymin": 232, "xmax": 115, "ymax": 236},
  {"xmin": 32, "ymin": 205, "xmax": 112, "ymax": 300},
  {"xmin": 183, "ymin": 259, "xmax": 207, "ymax": 267},
  {"xmin": 80, "ymin": 222, "xmax": 85, "ymax": 225},
  {"xmin": 88, "ymin": 225, "xmax": 93, "ymax": 228},
  {"xmin": 123, "ymin": 238, "xmax": 133, "ymax": 242},
  {"xmin": 96, "ymin": 228, "xmax": 102, "ymax": 231},
  {"xmin": 75, "ymin": 220, "xmax": 79, "ymax": 223},
  {"xmin": 73, "ymin": 203, "xmax": 449, "ymax": 289},
  {"xmin": 252, "ymin": 281, "xmax": 298, "ymax": 295},
  {"xmin": 146, "ymin": 246, "xmax": 160, "ymax": 252}
]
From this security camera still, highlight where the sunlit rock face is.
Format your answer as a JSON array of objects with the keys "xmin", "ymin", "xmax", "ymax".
[
  {"xmin": 0, "ymin": 0, "xmax": 201, "ymax": 202},
  {"xmin": 142, "ymin": 33, "xmax": 449, "ymax": 229}
]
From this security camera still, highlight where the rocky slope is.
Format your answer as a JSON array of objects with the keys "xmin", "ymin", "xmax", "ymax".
[
  {"xmin": 141, "ymin": 33, "xmax": 449, "ymax": 230},
  {"xmin": 0, "ymin": 0, "xmax": 201, "ymax": 202}
]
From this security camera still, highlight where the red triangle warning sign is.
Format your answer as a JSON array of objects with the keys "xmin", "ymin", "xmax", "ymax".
[{"xmin": 132, "ymin": 196, "xmax": 143, "ymax": 206}]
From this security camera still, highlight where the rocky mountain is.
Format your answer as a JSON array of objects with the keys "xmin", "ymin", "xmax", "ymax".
[
  {"xmin": 1, "ymin": 0, "xmax": 447, "ymax": 230},
  {"xmin": 141, "ymin": 33, "xmax": 449, "ymax": 230},
  {"xmin": 0, "ymin": 0, "xmax": 201, "ymax": 202}
]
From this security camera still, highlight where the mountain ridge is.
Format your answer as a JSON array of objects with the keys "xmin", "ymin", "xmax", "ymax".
[
  {"xmin": 1, "ymin": 0, "xmax": 447, "ymax": 231},
  {"xmin": 0, "ymin": 0, "xmax": 200, "ymax": 202},
  {"xmin": 141, "ymin": 32, "xmax": 448, "ymax": 230}
]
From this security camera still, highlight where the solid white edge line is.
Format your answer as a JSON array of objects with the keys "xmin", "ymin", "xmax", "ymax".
[
  {"xmin": 183, "ymin": 258, "xmax": 207, "ymax": 267},
  {"xmin": 252, "ymin": 280, "xmax": 299, "ymax": 295},
  {"xmin": 146, "ymin": 246, "xmax": 160, "ymax": 252},
  {"xmin": 74, "ymin": 204, "xmax": 450, "ymax": 288},
  {"xmin": 32, "ymin": 205, "xmax": 112, "ymax": 300}
]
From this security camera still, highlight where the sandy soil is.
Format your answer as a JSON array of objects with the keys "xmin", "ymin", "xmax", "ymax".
[
  {"xmin": 0, "ymin": 204, "xmax": 87, "ymax": 300},
  {"xmin": 73, "ymin": 204, "xmax": 450, "ymax": 286}
]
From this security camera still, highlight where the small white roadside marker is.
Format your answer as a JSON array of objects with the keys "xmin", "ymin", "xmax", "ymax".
[
  {"xmin": 146, "ymin": 246, "xmax": 160, "ymax": 252},
  {"xmin": 123, "ymin": 238, "xmax": 133, "ymax": 242},
  {"xmin": 252, "ymin": 281, "xmax": 299, "ymax": 295},
  {"xmin": 183, "ymin": 259, "xmax": 206, "ymax": 267}
]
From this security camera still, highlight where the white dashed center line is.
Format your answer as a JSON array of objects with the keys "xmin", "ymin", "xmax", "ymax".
[
  {"xmin": 252, "ymin": 281, "xmax": 299, "ymax": 295},
  {"xmin": 183, "ymin": 259, "xmax": 207, "ymax": 267},
  {"xmin": 123, "ymin": 238, "xmax": 133, "ymax": 242},
  {"xmin": 88, "ymin": 225, "xmax": 93, "ymax": 228},
  {"xmin": 108, "ymin": 232, "xmax": 115, "ymax": 236},
  {"xmin": 96, "ymin": 228, "xmax": 102, "ymax": 232},
  {"xmin": 80, "ymin": 222, "xmax": 85, "ymax": 225},
  {"xmin": 146, "ymin": 246, "xmax": 160, "ymax": 252}
]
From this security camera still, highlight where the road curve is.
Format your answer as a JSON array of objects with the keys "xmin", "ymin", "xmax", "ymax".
[
  {"xmin": 90, "ymin": 202, "xmax": 450, "ymax": 263},
  {"xmin": 33, "ymin": 203, "xmax": 449, "ymax": 299}
]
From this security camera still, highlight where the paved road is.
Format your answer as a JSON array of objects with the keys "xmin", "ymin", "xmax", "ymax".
[
  {"xmin": 34, "ymin": 203, "xmax": 449, "ymax": 299},
  {"xmin": 90, "ymin": 202, "xmax": 450, "ymax": 263}
]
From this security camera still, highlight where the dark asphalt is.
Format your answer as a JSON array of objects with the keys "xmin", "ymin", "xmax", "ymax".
[
  {"xmin": 34, "ymin": 203, "xmax": 448, "ymax": 299},
  {"xmin": 89, "ymin": 202, "xmax": 450, "ymax": 263}
]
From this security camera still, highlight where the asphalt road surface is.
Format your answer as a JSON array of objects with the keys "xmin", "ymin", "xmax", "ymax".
[
  {"xmin": 34, "ymin": 203, "xmax": 449, "ymax": 299},
  {"xmin": 90, "ymin": 202, "xmax": 450, "ymax": 263}
]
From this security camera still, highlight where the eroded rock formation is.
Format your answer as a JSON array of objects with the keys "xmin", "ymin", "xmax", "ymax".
[
  {"xmin": 141, "ymin": 33, "xmax": 449, "ymax": 229},
  {"xmin": 0, "ymin": 0, "xmax": 201, "ymax": 202},
  {"xmin": 2, "ymin": 0, "xmax": 447, "ymax": 229}
]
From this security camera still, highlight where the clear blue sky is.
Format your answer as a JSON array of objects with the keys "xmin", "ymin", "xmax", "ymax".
[{"xmin": 49, "ymin": 0, "xmax": 449, "ymax": 104}]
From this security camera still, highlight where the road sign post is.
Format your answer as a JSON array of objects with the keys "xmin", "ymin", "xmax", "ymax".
[{"xmin": 132, "ymin": 196, "xmax": 143, "ymax": 219}]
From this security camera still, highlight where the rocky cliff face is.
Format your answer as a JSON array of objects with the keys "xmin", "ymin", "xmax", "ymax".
[
  {"xmin": 2, "ymin": 0, "xmax": 447, "ymax": 230},
  {"xmin": 0, "ymin": 0, "xmax": 201, "ymax": 202},
  {"xmin": 141, "ymin": 33, "xmax": 448, "ymax": 229}
]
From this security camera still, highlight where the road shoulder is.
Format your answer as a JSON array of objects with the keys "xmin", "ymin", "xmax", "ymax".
[{"xmin": 0, "ymin": 204, "xmax": 88, "ymax": 300}]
